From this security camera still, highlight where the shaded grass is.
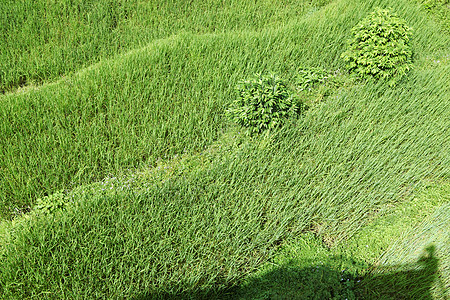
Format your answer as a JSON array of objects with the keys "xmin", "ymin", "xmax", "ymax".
[
  {"xmin": 372, "ymin": 202, "xmax": 450, "ymax": 298},
  {"xmin": 230, "ymin": 244, "xmax": 443, "ymax": 300},
  {"xmin": 226, "ymin": 182, "xmax": 450, "ymax": 299}
]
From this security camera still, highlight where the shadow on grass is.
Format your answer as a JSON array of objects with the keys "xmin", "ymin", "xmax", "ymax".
[
  {"xmin": 134, "ymin": 245, "xmax": 444, "ymax": 300},
  {"xmin": 356, "ymin": 245, "xmax": 445, "ymax": 300}
]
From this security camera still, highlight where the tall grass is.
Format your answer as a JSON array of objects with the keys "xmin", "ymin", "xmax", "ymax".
[
  {"xmin": 0, "ymin": 0, "xmax": 449, "ymax": 296},
  {"xmin": 1, "ymin": 0, "xmax": 448, "ymax": 219},
  {"xmin": 0, "ymin": 1, "xmax": 351, "ymax": 218},
  {"xmin": 0, "ymin": 0, "xmax": 329, "ymax": 93},
  {"xmin": 1, "ymin": 63, "xmax": 449, "ymax": 297}
]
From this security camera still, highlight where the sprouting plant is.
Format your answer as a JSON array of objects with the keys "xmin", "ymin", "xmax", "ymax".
[
  {"xmin": 296, "ymin": 67, "xmax": 331, "ymax": 91},
  {"xmin": 34, "ymin": 190, "xmax": 67, "ymax": 214},
  {"xmin": 226, "ymin": 74, "xmax": 300, "ymax": 135},
  {"xmin": 341, "ymin": 8, "xmax": 413, "ymax": 86}
]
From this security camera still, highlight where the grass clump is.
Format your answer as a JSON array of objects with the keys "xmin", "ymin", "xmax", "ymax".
[
  {"xmin": 341, "ymin": 7, "xmax": 413, "ymax": 86},
  {"xmin": 227, "ymin": 74, "xmax": 300, "ymax": 135}
]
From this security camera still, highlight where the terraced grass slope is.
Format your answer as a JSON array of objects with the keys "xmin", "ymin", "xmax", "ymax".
[
  {"xmin": 0, "ymin": 0, "xmax": 330, "ymax": 93},
  {"xmin": 0, "ymin": 0, "xmax": 449, "ymax": 298},
  {"xmin": 1, "ymin": 1, "xmax": 343, "ymax": 218},
  {"xmin": 1, "ymin": 0, "xmax": 448, "ymax": 219}
]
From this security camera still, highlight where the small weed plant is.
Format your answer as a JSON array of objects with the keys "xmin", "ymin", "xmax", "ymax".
[
  {"xmin": 341, "ymin": 8, "xmax": 413, "ymax": 86},
  {"xmin": 295, "ymin": 67, "xmax": 351, "ymax": 104},
  {"xmin": 34, "ymin": 191, "xmax": 68, "ymax": 215},
  {"xmin": 227, "ymin": 74, "xmax": 299, "ymax": 134},
  {"xmin": 296, "ymin": 67, "xmax": 331, "ymax": 91}
]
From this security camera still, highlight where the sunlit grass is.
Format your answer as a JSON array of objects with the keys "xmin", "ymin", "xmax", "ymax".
[
  {"xmin": 0, "ymin": 0, "xmax": 330, "ymax": 93},
  {"xmin": 0, "ymin": 0, "xmax": 449, "ymax": 298}
]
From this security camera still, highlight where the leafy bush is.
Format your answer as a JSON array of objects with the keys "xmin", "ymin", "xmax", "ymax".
[
  {"xmin": 227, "ymin": 74, "xmax": 300, "ymax": 134},
  {"xmin": 341, "ymin": 8, "xmax": 413, "ymax": 86}
]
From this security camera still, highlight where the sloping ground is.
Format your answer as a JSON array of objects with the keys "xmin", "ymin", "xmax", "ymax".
[
  {"xmin": 229, "ymin": 183, "xmax": 450, "ymax": 299},
  {"xmin": 3, "ymin": 4, "xmax": 358, "ymax": 218},
  {"xmin": 0, "ymin": 0, "xmax": 449, "ymax": 298},
  {"xmin": 373, "ymin": 202, "xmax": 450, "ymax": 298},
  {"xmin": 0, "ymin": 0, "xmax": 331, "ymax": 93},
  {"xmin": 1, "ymin": 65, "xmax": 448, "ymax": 297},
  {"xmin": 1, "ymin": 0, "xmax": 449, "ymax": 219}
]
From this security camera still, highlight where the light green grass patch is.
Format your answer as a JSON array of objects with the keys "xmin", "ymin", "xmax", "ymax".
[{"xmin": 0, "ymin": 0, "xmax": 331, "ymax": 93}]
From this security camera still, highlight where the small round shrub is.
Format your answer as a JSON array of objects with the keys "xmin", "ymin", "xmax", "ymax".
[
  {"xmin": 341, "ymin": 8, "xmax": 413, "ymax": 86},
  {"xmin": 227, "ymin": 74, "xmax": 299, "ymax": 134},
  {"xmin": 296, "ymin": 67, "xmax": 331, "ymax": 91}
]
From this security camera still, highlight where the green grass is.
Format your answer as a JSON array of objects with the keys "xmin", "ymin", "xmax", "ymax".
[
  {"xmin": 1, "ymin": 63, "xmax": 449, "ymax": 297},
  {"xmin": 227, "ymin": 182, "xmax": 450, "ymax": 299},
  {"xmin": 357, "ymin": 184, "xmax": 450, "ymax": 299},
  {"xmin": 0, "ymin": 0, "xmax": 449, "ymax": 298},
  {"xmin": 0, "ymin": 0, "xmax": 330, "ymax": 93},
  {"xmin": 1, "ymin": 0, "xmax": 449, "ymax": 219},
  {"xmin": 418, "ymin": 0, "xmax": 450, "ymax": 33}
]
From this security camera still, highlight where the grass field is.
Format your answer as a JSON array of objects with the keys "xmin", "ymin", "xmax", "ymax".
[
  {"xmin": 0, "ymin": 0, "xmax": 331, "ymax": 93},
  {"xmin": 0, "ymin": 0, "xmax": 449, "ymax": 298}
]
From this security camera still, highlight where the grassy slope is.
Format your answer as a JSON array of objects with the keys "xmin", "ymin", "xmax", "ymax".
[
  {"xmin": 0, "ymin": 0, "xmax": 329, "ymax": 93},
  {"xmin": 230, "ymin": 182, "xmax": 450, "ymax": 299},
  {"xmin": 0, "ymin": 0, "xmax": 384, "ymax": 218},
  {"xmin": 363, "ymin": 184, "xmax": 450, "ymax": 299},
  {"xmin": 0, "ymin": 0, "xmax": 449, "ymax": 298},
  {"xmin": 1, "ymin": 0, "xmax": 448, "ymax": 219},
  {"xmin": 1, "ymin": 66, "xmax": 448, "ymax": 298}
]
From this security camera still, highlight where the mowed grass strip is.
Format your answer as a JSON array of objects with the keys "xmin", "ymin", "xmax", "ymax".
[{"xmin": 0, "ymin": 0, "xmax": 330, "ymax": 93}]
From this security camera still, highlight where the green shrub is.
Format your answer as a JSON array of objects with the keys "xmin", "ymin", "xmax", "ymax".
[
  {"xmin": 227, "ymin": 74, "xmax": 300, "ymax": 135},
  {"xmin": 341, "ymin": 8, "xmax": 413, "ymax": 86}
]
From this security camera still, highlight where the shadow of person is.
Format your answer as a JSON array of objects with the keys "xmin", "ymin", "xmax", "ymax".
[
  {"xmin": 133, "ymin": 257, "xmax": 360, "ymax": 300},
  {"xmin": 132, "ymin": 245, "xmax": 443, "ymax": 300},
  {"xmin": 356, "ymin": 245, "xmax": 442, "ymax": 300}
]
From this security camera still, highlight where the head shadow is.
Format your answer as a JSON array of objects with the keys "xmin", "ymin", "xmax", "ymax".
[{"xmin": 133, "ymin": 245, "xmax": 445, "ymax": 299}]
